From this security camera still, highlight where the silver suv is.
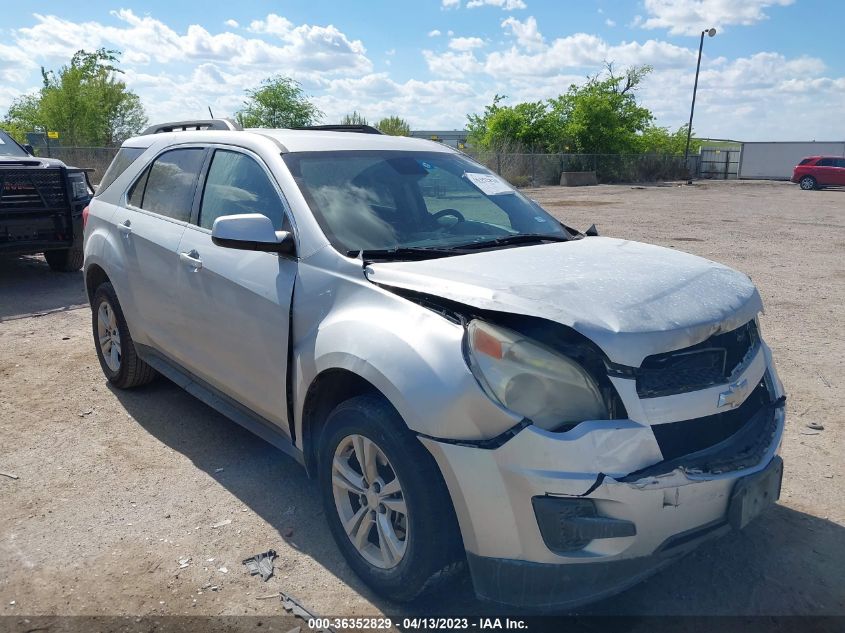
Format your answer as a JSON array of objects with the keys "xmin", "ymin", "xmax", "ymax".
[{"xmin": 84, "ymin": 119, "xmax": 786, "ymax": 610}]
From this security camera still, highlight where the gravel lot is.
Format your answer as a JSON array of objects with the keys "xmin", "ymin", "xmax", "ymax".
[{"xmin": 0, "ymin": 180, "xmax": 843, "ymax": 619}]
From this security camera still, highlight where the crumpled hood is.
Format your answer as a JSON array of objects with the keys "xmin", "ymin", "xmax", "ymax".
[{"xmin": 365, "ymin": 237, "xmax": 763, "ymax": 367}]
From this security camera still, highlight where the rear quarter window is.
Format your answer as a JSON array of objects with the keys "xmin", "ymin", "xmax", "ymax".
[
  {"xmin": 96, "ymin": 147, "xmax": 146, "ymax": 195},
  {"xmin": 798, "ymin": 158, "xmax": 814, "ymax": 165}
]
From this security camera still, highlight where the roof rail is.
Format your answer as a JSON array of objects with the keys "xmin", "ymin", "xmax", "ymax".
[
  {"xmin": 141, "ymin": 118, "xmax": 242, "ymax": 135},
  {"xmin": 291, "ymin": 124, "xmax": 384, "ymax": 135}
]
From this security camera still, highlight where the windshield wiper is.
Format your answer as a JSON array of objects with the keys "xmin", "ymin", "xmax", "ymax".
[
  {"xmin": 449, "ymin": 233, "xmax": 571, "ymax": 251},
  {"xmin": 349, "ymin": 246, "xmax": 462, "ymax": 261}
]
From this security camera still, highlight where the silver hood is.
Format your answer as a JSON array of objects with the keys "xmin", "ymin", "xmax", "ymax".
[{"xmin": 365, "ymin": 237, "xmax": 763, "ymax": 367}]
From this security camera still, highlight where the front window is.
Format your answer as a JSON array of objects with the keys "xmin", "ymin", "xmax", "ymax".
[{"xmin": 283, "ymin": 150, "xmax": 569, "ymax": 256}]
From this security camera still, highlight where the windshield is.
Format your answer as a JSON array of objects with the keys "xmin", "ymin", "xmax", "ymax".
[
  {"xmin": 0, "ymin": 131, "xmax": 29, "ymax": 157},
  {"xmin": 283, "ymin": 150, "xmax": 568, "ymax": 255}
]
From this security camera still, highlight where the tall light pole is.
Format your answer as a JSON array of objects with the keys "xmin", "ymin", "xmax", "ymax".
[{"xmin": 684, "ymin": 27, "xmax": 716, "ymax": 183}]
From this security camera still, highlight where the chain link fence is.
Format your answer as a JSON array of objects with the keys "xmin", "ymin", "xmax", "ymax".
[
  {"xmin": 32, "ymin": 146, "xmax": 120, "ymax": 185},
  {"xmin": 466, "ymin": 151, "xmax": 697, "ymax": 186},
  {"xmin": 31, "ymin": 146, "xmax": 697, "ymax": 188}
]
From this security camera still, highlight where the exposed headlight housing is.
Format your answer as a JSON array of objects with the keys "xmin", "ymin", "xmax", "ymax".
[{"xmin": 465, "ymin": 319, "xmax": 608, "ymax": 431}]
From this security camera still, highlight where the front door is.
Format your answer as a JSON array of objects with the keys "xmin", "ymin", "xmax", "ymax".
[{"xmin": 175, "ymin": 147, "xmax": 296, "ymax": 430}]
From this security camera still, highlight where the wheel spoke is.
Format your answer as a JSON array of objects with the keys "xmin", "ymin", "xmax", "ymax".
[
  {"xmin": 100, "ymin": 337, "xmax": 112, "ymax": 354},
  {"xmin": 353, "ymin": 435, "xmax": 378, "ymax": 485},
  {"xmin": 379, "ymin": 477, "xmax": 401, "ymax": 497},
  {"xmin": 352, "ymin": 511, "xmax": 374, "ymax": 549},
  {"xmin": 380, "ymin": 496, "xmax": 407, "ymax": 516},
  {"xmin": 343, "ymin": 504, "xmax": 367, "ymax": 536},
  {"xmin": 110, "ymin": 344, "xmax": 120, "ymax": 369},
  {"xmin": 376, "ymin": 513, "xmax": 402, "ymax": 566},
  {"xmin": 332, "ymin": 456, "xmax": 366, "ymax": 494}
]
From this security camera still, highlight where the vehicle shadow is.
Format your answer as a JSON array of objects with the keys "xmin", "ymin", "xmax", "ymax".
[
  {"xmin": 112, "ymin": 378, "xmax": 845, "ymax": 617},
  {"xmin": 0, "ymin": 253, "xmax": 87, "ymax": 321}
]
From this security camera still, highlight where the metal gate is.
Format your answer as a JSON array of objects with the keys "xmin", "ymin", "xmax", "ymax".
[{"xmin": 698, "ymin": 147, "xmax": 740, "ymax": 179}]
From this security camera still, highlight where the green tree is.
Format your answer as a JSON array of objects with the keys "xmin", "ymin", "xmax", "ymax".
[
  {"xmin": 547, "ymin": 64, "xmax": 654, "ymax": 154},
  {"xmin": 341, "ymin": 110, "xmax": 368, "ymax": 125},
  {"xmin": 2, "ymin": 49, "xmax": 147, "ymax": 146},
  {"xmin": 375, "ymin": 115, "xmax": 411, "ymax": 136},
  {"xmin": 236, "ymin": 76, "xmax": 322, "ymax": 128},
  {"xmin": 466, "ymin": 64, "xmax": 698, "ymax": 155}
]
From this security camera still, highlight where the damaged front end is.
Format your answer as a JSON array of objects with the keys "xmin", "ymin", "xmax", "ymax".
[{"xmin": 414, "ymin": 308, "xmax": 786, "ymax": 610}]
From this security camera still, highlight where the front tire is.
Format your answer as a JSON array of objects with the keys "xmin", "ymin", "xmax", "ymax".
[
  {"xmin": 92, "ymin": 282, "xmax": 157, "ymax": 389},
  {"xmin": 799, "ymin": 175, "xmax": 817, "ymax": 190},
  {"xmin": 318, "ymin": 395, "xmax": 463, "ymax": 602},
  {"xmin": 44, "ymin": 248, "xmax": 83, "ymax": 272}
]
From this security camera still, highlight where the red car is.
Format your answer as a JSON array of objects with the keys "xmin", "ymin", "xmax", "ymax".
[{"xmin": 792, "ymin": 155, "xmax": 845, "ymax": 190}]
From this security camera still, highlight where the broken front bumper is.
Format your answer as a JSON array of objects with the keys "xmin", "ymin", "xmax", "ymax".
[{"xmin": 420, "ymin": 354, "xmax": 785, "ymax": 610}]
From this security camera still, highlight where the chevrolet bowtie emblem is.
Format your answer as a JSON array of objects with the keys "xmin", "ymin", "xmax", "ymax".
[{"xmin": 718, "ymin": 378, "xmax": 749, "ymax": 409}]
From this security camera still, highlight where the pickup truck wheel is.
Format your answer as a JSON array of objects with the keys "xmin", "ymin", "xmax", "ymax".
[
  {"xmin": 92, "ymin": 282, "xmax": 157, "ymax": 388},
  {"xmin": 799, "ymin": 176, "xmax": 817, "ymax": 190},
  {"xmin": 44, "ymin": 248, "xmax": 83, "ymax": 272},
  {"xmin": 318, "ymin": 395, "xmax": 463, "ymax": 602}
]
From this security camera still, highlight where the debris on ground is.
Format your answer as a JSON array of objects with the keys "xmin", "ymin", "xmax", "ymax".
[
  {"xmin": 0, "ymin": 472, "xmax": 19, "ymax": 480},
  {"xmin": 281, "ymin": 591, "xmax": 336, "ymax": 633},
  {"xmin": 218, "ymin": 566, "xmax": 228, "ymax": 574},
  {"xmin": 78, "ymin": 408, "xmax": 93, "ymax": 417},
  {"xmin": 806, "ymin": 422, "xmax": 824, "ymax": 431},
  {"xmin": 211, "ymin": 519, "xmax": 231, "ymax": 528},
  {"xmin": 178, "ymin": 557, "xmax": 191, "ymax": 569},
  {"xmin": 243, "ymin": 549, "xmax": 277, "ymax": 581},
  {"xmin": 214, "ymin": 468, "xmax": 224, "ymax": 473}
]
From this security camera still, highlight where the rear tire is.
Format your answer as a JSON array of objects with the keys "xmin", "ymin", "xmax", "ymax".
[
  {"xmin": 318, "ymin": 395, "xmax": 464, "ymax": 602},
  {"xmin": 44, "ymin": 248, "xmax": 83, "ymax": 272},
  {"xmin": 92, "ymin": 282, "xmax": 157, "ymax": 389},
  {"xmin": 799, "ymin": 176, "xmax": 817, "ymax": 191}
]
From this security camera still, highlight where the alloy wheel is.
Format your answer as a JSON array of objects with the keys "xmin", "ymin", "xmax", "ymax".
[
  {"xmin": 97, "ymin": 300, "xmax": 122, "ymax": 372},
  {"xmin": 800, "ymin": 176, "xmax": 815, "ymax": 190},
  {"xmin": 331, "ymin": 434, "xmax": 408, "ymax": 569}
]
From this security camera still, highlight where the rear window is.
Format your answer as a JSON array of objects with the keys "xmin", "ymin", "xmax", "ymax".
[
  {"xmin": 798, "ymin": 158, "xmax": 814, "ymax": 165},
  {"xmin": 95, "ymin": 147, "xmax": 146, "ymax": 195}
]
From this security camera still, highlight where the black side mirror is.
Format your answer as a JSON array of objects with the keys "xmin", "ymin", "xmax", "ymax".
[{"xmin": 23, "ymin": 144, "xmax": 34, "ymax": 155}]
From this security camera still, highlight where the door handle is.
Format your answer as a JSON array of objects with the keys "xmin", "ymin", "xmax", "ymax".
[
  {"xmin": 179, "ymin": 250, "xmax": 203, "ymax": 270},
  {"xmin": 117, "ymin": 220, "xmax": 132, "ymax": 235}
]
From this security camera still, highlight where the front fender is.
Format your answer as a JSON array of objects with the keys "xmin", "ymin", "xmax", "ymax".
[{"xmin": 292, "ymin": 255, "xmax": 520, "ymax": 445}]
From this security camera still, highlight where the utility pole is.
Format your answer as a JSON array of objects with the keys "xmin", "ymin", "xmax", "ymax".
[{"xmin": 684, "ymin": 27, "xmax": 716, "ymax": 184}]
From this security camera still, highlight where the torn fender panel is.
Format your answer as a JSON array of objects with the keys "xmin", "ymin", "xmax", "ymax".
[{"xmin": 366, "ymin": 237, "xmax": 763, "ymax": 367}]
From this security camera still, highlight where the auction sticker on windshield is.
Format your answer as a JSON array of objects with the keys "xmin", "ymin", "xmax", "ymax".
[{"xmin": 464, "ymin": 172, "xmax": 514, "ymax": 196}]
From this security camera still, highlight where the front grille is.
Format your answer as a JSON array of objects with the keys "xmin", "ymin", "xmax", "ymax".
[
  {"xmin": 651, "ymin": 377, "xmax": 771, "ymax": 462},
  {"xmin": 636, "ymin": 320, "xmax": 759, "ymax": 398},
  {"xmin": 0, "ymin": 169, "xmax": 67, "ymax": 210}
]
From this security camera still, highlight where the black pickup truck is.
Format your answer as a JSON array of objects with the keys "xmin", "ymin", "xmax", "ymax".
[{"xmin": 1, "ymin": 130, "xmax": 92, "ymax": 272}]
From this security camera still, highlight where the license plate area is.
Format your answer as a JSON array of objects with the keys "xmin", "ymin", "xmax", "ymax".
[{"xmin": 728, "ymin": 455, "xmax": 783, "ymax": 530}]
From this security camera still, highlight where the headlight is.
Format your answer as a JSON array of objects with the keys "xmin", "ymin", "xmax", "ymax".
[{"xmin": 465, "ymin": 320, "xmax": 607, "ymax": 431}]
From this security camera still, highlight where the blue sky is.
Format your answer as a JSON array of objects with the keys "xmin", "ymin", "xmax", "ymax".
[{"xmin": 2, "ymin": 0, "xmax": 843, "ymax": 141}]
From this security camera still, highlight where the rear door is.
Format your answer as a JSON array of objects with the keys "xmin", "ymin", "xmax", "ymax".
[
  {"xmin": 174, "ymin": 146, "xmax": 296, "ymax": 430},
  {"xmin": 814, "ymin": 157, "xmax": 837, "ymax": 185},
  {"xmin": 111, "ymin": 146, "xmax": 207, "ymax": 353}
]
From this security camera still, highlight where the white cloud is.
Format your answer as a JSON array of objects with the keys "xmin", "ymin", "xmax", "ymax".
[
  {"xmin": 224, "ymin": 19, "xmax": 239, "ymax": 28},
  {"xmin": 501, "ymin": 16, "xmax": 544, "ymax": 51},
  {"xmin": 428, "ymin": 29, "xmax": 442, "ymax": 37},
  {"xmin": 442, "ymin": 0, "xmax": 527, "ymax": 9},
  {"xmin": 448, "ymin": 36, "xmax": 485, "ymax": 51},
  {"xmin": 12, "ymin": 11, "xmax": 372, "ymax": 75},
  {"xmin": 605, "ymin": 19, "xmax": 617, "ymax": 27},
  {"xmin": 467, "ymin": 0, "xmax": 527, "ymax": 9},
  {"xmin": 640, "ymin": 0, "xmax": 794, "ymax": 35}
]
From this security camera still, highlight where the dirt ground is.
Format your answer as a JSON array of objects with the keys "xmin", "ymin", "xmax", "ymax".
[{"xmin": 0, "ymin": 180, "xmax": 843, "ymax": 619}]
